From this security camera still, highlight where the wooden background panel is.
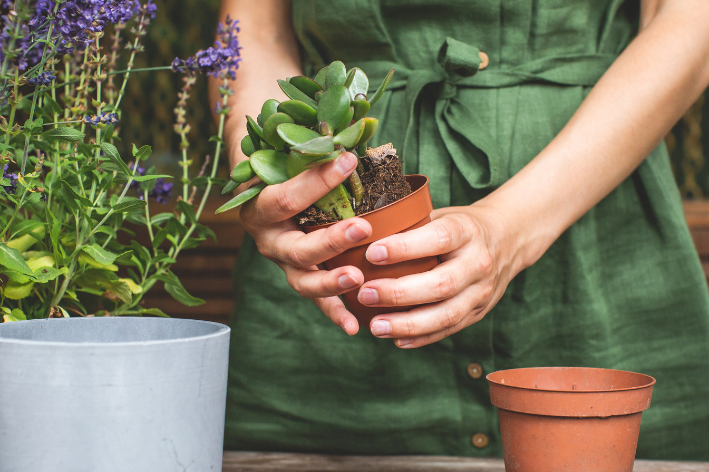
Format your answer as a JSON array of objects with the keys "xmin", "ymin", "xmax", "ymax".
[{"xmin": 140, "ymin": 199, "xmax": 709, "ymax": 325}]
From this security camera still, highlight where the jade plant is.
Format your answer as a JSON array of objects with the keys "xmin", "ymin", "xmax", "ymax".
[{"xmin": 216, "ymin": 61, "xmax": 395, "ymax": 219}]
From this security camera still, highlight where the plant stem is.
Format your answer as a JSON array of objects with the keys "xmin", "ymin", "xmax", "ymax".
[
  {"xmin": 3, "ymin": 71, "xmax": 19, "ymax": 145},
  {"xmin": 114, "ymin": 12, "xmax": 148, "ymax": 110}
]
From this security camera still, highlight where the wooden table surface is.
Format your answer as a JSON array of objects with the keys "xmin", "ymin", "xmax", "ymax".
[{"xmin": 222, "ymin": 452, "xmax": 709, "ymax": 472}]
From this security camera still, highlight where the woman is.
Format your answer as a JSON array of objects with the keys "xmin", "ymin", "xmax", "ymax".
[{"xmin": 212, "ymin": 0, "xmax": 709, "ymax": 460}]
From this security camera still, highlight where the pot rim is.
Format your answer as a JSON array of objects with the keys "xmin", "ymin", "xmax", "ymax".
[
  {"xmin": 0, "ymin": 317, "xmax": 230, "ymax": 347},
  {"xmin": 301, "ymin": 174, "xmax": 430, "ymax": 231},
  {"xmin": 486, "ymin": 366, "xmax": 656, "ymax": 393}
]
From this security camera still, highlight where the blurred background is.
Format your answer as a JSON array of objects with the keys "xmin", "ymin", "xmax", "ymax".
[{"xmin": 127, "ymin": 0, "xmax": 709, "ymax": 325}]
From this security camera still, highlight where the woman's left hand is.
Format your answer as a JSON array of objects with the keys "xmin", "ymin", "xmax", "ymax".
[{"xmin": 359, "ymin": 205, "xmax": 519, "ymax": 348}]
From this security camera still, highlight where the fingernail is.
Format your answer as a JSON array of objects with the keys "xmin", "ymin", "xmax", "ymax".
[
  {"xmin": 334, "ymin": 153, "xmax": 356, "ymax": 176},
  {"xmin": 397, "ymin": 338, "xmax": 414, "ymax": 347},
  {"xmin": 366, "ymin": 244, "xmax": 388, "ymax": 263},
  {"xmin": 346, "ymin": 223, "xmax": 368, "ymax": 242},
  {"xmin": 358, "ymin": 288, "xmax": 379, "ymax": 305},
  {"xmin": 338, "ymin": 274, "xmax": 358, "ymax": 289},
  {"xmin": 370, "ymin": 320, "xmax": 391, "ymax": 337}
]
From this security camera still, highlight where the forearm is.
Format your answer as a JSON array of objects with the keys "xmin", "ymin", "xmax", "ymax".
[
  {"xmin": 209, "ymin": 0, "xmax": 302, "ymax": 169},
  {"xmin": 477, "ymin": 0, "xmax": 709, "ymax": 274}
]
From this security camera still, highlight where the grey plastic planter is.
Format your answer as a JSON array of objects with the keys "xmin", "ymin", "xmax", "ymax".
[{"xmin": 0, "ymin": 317, "xmax": 230, "ymax": 472}]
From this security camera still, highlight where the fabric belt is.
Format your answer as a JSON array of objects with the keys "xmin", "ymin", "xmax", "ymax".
[{"xmin": 350, "ymin": 37, "xmax": 618, "ymax": 207}]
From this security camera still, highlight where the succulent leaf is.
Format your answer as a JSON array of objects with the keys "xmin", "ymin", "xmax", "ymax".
[
  {"xmin": 250, "ymin": 150, "xmax": 289, "ymax": 185},
  {"xmin": 246, "ymin": 115, "xmax": 265, "ymax": 150},
  {"xmin": 314, "ymin": 90, "xmax": 324, "ymax": 103},
  {"xmin": 261, "ymin": 99, "xmax": 280, "ymax": 124},
  {"xmin": 352, "ymin": 94, "xmax": 370, "ymax": 122},
  {"xmin": 278, "ymin": 80, "xmax": 318, "ymax": 109},
  {"xmin": 222, "ymin": 180, "xmax": 239, "ymax": 194},
  {"xmin": 291, "ymin": 136, "xmax": 335, "ymax": 156},
  {"xmin": 277, "ymin": 123, "xmax": 321, "ymax": 146},
  {"xmin": 325, "ymin": 61, "xmax": 347, "ymax": 89},
  {"xmin": 257, "ymin": 114, "xmax": 263, "ymax": 127},
  {"xmin": 334, "ymin": 106, "xmax": 354, "ymax": 135},
  {"xmin": 277, "ymin": 100, "xmax": 318, "ymax": 126},
  {"xmin": 288, "ymin": 76, "xmax": 323, "ymax": 99},
  {"xmin": 231, "ymin": 159, "xmax": 256, "ymax": 184},
  {"xmin": 306, "ymin": 150, "xmax": 342, "ymax": 167},
  {"xmin": 215, "ymin": 184, "xmax": 266, "ymax": 214},
  {"xmin": 315, "ymin": 183, "xmax": 355, "ymax": 220},
  {"xmin": 319, "ymin": 121, "xmax": 332, "ymax": 136},
  {"xmin": 333, "ymin": 118, "xmax": 366, "ymax": 149},
  {"xmin": 346, "ymin": 67, "xmax": 369, "ymax": 100},
  {"xmin": 317, "ymin": 85, "xmax": 351, "ymax": 132},
  {"xmin": 356, "ymin": 117, "xmax": 379, "ymax": 146},
  {"xmin": 369, "ymin": 67, "xmax": 395, "ymax": 106},
  {"xmin": 313, "ymin": 66, "xmax": 328, "ymax": 88},
  {"xmin": 240, "ymin": 135, "xmax": 256, "ymax": 157},
  {"xmin": 263, "ymin": 112, "xmax": 294, "ymax": 150}
]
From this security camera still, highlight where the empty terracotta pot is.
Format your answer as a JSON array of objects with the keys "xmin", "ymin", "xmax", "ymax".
[
  {"xmin": 302, "ymin": 175, "xmax": 438, "ymax": 331},
  {"xmin": 487, "ymin": 367, "xmax": 655, "ymax": 472}
]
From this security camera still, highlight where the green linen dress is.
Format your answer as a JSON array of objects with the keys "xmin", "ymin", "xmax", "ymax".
[{"xmin": 224, "ymin": 0, "xmax": 709, "ymax": 460}]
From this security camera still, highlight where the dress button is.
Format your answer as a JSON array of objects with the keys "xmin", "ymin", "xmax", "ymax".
[
  {"xmin": 467, "ymin": 362, "xmax": 483, "ymax": 379},
  {"xmin": 471, "ymin": 433, "xmax": 489, "ymax": 449}
]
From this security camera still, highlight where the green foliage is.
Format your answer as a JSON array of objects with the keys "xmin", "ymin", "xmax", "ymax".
[{"xmin": 222, "ymin": 62, "xmax": 395, "ymax": 221}]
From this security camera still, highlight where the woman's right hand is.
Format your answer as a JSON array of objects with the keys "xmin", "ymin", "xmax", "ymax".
[{"xmin": 238, "ymin": 152, "xmax": 372, "ymax": 335}]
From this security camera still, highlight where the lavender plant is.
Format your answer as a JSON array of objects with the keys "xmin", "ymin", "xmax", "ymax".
[
  {"xmin": 0, "ymin": 0, "xmax": 240, "ymax": 321},
  {"xmin": 216, "ymin": 61, "xmax": 394, "ymax": 219}
]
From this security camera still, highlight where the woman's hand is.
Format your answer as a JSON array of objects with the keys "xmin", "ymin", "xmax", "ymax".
[
  {"xmin": 239, "ymin": 152, "xmax": 371, "ymax": 335},
  {"xmin": 358, "ymin": 205, "xmax": 520, "ymax": 348}
]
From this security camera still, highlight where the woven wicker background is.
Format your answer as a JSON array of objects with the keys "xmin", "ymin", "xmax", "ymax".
[{"xmin": 122, "ymin": 0, "xmax": 709, "ymax": 198}]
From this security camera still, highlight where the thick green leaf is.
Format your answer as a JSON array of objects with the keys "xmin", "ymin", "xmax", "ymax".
[
  {"xmin": 231, "ymin": 159, "xmax": 256, "ymax": 184},
  {"xmin": 333, "ymin": 118, "xmax": 366, "ymax": 149},
  {"xmin": 250, "ymin": 150, "xmax": 289, "ymax": 185},
  {"xmin": 317, "ymin": 85, "xmax": 351, "ymax": 132},
  {"xmin": 352, "ymin": 94, "xmax": 370, "ymax": 121},
  {"xmin": 103, "ymin": 279, "xmax": 133, "ymax": 304},
  {"xmin": 356, "ymin": 117, "xmax": 380, "ymax": 146},
  {"xmin": 277, "ymin": 80, "xmax": 318, "ymax": 109},
  {"xmin": 82, "ymin": 244, "xmax": 118, "ymax": 266},
  {"xmin": 277, "ymin": 123, "xmax": 321, "ymax": 147},
  {"xmin": 291, "ymin": 136, "xmax": 335, "ymax": 156},
  {"xmin": 4, "ymin": 280, "xmax": 34, "ymax": 300},
  {"xmin": 246, "ymin": 115, "xmax": 265, "ymax": 150},
  {"xmin": 369, "ymin": 67, "xmax": 395, "ymax": 106},
  {"xmin": 3, "ymin": 308, "xmax": 27, "ymax": 322},
  {"xmin": 101, "ymin": 143, "xmax": 132, "ymax": 176},
  {"xmin": 215, "ymin": 183, "xmax": 267, "ymax": 214},
  {"xmin": 132, "ymin": 144, "xmax": 152, "ymax": 161},
  {"xmin": 241, "ymin": 135, "xmax": 256, "ymax": 156},
  {"xmin": 261, "ymin": 99, "xmax": 280, "ymax": 123},
  {"xmin": 0, "ymin": 244, "xmax": 36, "ymax": 279},
  {"xmin": 41, "ymin": 127, "xmax": 84, "ymax": 142},
  {"xmin": 277, "ymin": 100, "xmax": 318, "ymax": 126},
  {"xmin": 315, "ymin": 183, "xmax": 355, "ymax": 220},
  {"xmin": 313, "ymin": 66, "xmax": 328, "ymax": 87},
  {"xmin": 263, "ymin": 112, "xmax": 294, "ymax": 151},
  {"xmin": 325, "ymin": 61, "xmax": 347, "ymax": 89},
  {"xmin": 288, "ymin": 76, "xmax": 323, "ymax": 99},
  {"xmin": 221, "ymin": 180, "xmax": 239, "ymax": 194},
  {"xmin": 113, "ymin": 198, "xmax": 147, "ymax": 213},
  {"xmin": 346, "ymin": 67, "xmax": 369, "ymax": 100},
  {"xmin": 334, "ymin": 106, "xmax": 354, "ymax": 135}
]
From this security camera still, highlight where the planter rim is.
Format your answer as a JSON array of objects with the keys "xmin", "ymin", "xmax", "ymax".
[
  {"xmin": 0, "ymin": 317, "xmax": 229, "ymax": 348},
  {"xmin": 486, "ymin": 366, "xmax": 656, "ymax": 393},
  {"xmin": 302, "ymin": 174, "xmax": 432, "ymax": 247}
]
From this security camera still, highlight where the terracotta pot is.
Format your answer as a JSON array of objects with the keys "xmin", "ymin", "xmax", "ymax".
[
  {"xmin": 302, "ymin": 175, "xmax": 438, "ymax": 331},
  {"xmin": 487, "ymin": 367, "xmax": 655, "ymax": 472}
]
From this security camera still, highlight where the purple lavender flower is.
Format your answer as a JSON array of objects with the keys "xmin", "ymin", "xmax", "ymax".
[
  {"xmin": 83, "ymin": 112, "xmax": 119, "ymax": 125},
  {"xmin": 172, "ymin": 15, "xmax": 241, "ymax": 79},
  {"xmin": 2, "ymin": 164, "xmax": 18, "ymax": 195},
  {"xmin": 27, "ymin": 71, "xmax": 57, "ymax": 86},
  {"xmin": 149, "ymin": 178, "xmax": 172, "ymax": 204}
]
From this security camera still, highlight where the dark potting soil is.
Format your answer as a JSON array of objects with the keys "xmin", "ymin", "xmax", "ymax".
[{"xmin": 297, "ymin": 144, "xmax": 412, "ymax": 226}]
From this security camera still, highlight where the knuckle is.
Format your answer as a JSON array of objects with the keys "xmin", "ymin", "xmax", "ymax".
[
  {"xmin": 435, "ymin": 219, "xmax": 463, "ymax": 250},
  {"xmin": 475, "ymin": 249, "xmax": 493, "ymax": 275},
  {"xmin": 274, "ymin": 190, "xmax": 299, "ymax": 215},
  {"xmin": 478, "ymin": 283, "xmax": 494, "ymax": 304},
  {"xmin": 405, "ymin": 317, "xmax": 416, "ymax": 336},
  {"xmin": 388, "ymin": 284, "xmax": 406, "ymax": 306},
  {"xmin": 433, "ymin": 271, "xmax": 458, "ymax": 299},
  {"xmin": 286, "ymin": 244, "xmax": 306, "ymax": 268},
  {"xmin": 439, "ymin": 305, "xmax": 462, "ymax": 329},
  {"xmin": 324, "ymin": 228, "xmax": 347, "ymax": 255}
]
